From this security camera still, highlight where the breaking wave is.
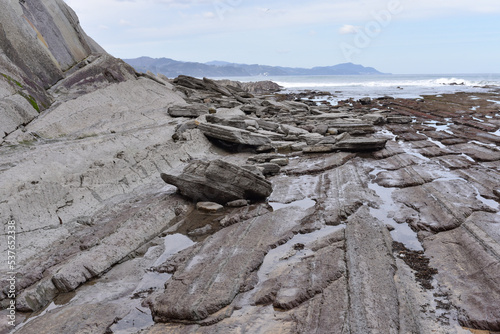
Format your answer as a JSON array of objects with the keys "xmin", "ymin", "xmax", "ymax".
[{"xmin": 274, "ymin": 77, "xmax": 500, "ymax": 89}]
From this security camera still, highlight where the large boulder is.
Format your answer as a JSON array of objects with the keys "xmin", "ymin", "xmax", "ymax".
[
  {"xmin": 333, "ymin": 137, "xmax": 388, "ymax": 151},
  {"xmin": 327, "ymin": 121, "xmax": 376, "ymax": 135},
  {"xmin": 168, "ymin": 103, "xmax": 209, "ymax": 117},
  {"xmin": 197, "ymin": 122, "xmax": 272, "ymax": 146},
  {"xmin": 160, "ymin": 159, "xmax": 273, "ymax": 204}
]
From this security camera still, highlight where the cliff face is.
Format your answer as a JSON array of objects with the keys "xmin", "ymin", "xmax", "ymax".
[{"xmin": 0, "ymin": 0, "xmax": 104, "ymax": 138}]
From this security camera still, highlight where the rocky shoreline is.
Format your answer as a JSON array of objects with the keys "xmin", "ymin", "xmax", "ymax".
[
  {"xmin": 1, "ymin": 68, "xmax": 499, "ymax": 333},
  {"xmin": 1, "ymin": 2, "xmax": 500, "ymax": 332}
]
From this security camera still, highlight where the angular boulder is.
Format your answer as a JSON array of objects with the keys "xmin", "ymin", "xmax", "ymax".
[
  {"xmin": 303, "ymin": 144, "xmax": 335, "ymax": 153},
  {"xmin": 160, "ymin": 159, "xmax": 273, "ymax": 204},
  {"xmin": 256, "ymin": 163, "xmax": 281, "ymax": 176},
  {"xmin": 333, "ymin": 137, "xmax": 388, "ymax": 151},
  {"xmin": 327, "ymin": 121, "xmax": 376, "ymax": 135},
  {"xmin": 197, "ymin": 122, "xmax": 271, "ymax": 146},
  {"xmin": 168, "ymin": 104, "xmax": 209, "ymax": 117},
  {"xmin": 387, "ymin": 115, "xmax": 412, "ymax": 124}
]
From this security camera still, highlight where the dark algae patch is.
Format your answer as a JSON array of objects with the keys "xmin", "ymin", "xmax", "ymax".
[
  {"xmin": 1, "ymin": 72, "xmax": 23, "ymax": 87},
  {"xmin": 1, "ymin": 72, "xmax": 40, "ymax": 112},
  {"xmin": 393, "ymin": 241, "xmax": 438, "ymax": 290},
  {"xmin": 19, "ymin": 91, "xmax": 40, "ymax": 112}
]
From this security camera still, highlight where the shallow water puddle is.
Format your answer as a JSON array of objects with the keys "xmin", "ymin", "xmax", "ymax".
[
  {"xmin": 12, "ymin": 300, "xmax": 66, "ymax": 332},
  {"xmin": 16, "ymin": 234, "xmax": 197, "ymax": 333},
  {"xmin": 257, "ymin": 225, "xmax": 345, "ymax": 282},
  {"xmin": 417, "ymin": 131, "xmax": 447, "ymax": 149},
  {"xmin": 368, "ymin": 170, "xmax": 423, "ymax": 251},
  {"xmin": 166, "ymin": 208, "xmax": 227, "ymax": 242},
  {"xmin": 232, "ymin": 225, "xmax": 346, "ymax": 312},
  {"xmin": 469, "ymin": 140, "xmax": 498, "ymax": 148},
  {"xmin": 490, "ymin": 128, "xmax": 500, "ymax": 137},
  {"xmin": 423, "ymin": 119, "xmax": 454, "ymax": 134},
  {"xmin": 377, "ymin": 129, "xmax": 398, "ymax": 141},
  {"xmin": 476, "ymin": 193, "xmax": 500, "ymax": 212},
  {"xmin": 432, "ymin": 174, "xmax": 500, "ymax": 213},
  {"xmin": 111, "ymin": 234, "xmax": 196, "ymax": 333},
  {"xmin": 399, "ymin": 140, "xmax": 431, "ymax": 163},
  {"xmin": 460, "ymin": 153, "xmax": 476, "ymax": 162},
  {"xmin": 110, "ymin": 301, "xmax": 155, "ymax": 334},
  {"xmin": 153, "ymin": 233, "xmax": 195, "ymax": 266},
  {"xmin": 130, "ymin": 234, "xmax": 194, "ymax": 298}
]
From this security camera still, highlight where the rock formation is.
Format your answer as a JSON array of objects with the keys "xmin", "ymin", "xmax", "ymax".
[
  {"xmin": 1, "ymin": 1, "xmax": 500, "ymax": 334},
  {"xmin": 160, "ymin": 159, "xmax": 273, "ymax": 204},
  {"xmin": 0, "ymin": 0, "xmax": 105, "ymax": 138}
]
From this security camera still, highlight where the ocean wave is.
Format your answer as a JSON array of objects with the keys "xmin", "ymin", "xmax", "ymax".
[{"xmin": 275, "ymin": 77, "xmax": 500, "ymax": 89}]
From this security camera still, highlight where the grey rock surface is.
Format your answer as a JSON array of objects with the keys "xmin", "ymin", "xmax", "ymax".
[
  {"xmin": 160, "ymin": 159, "xmax": 273, "ymax": 204},
  {"xmin": 168, "ymin": 103, "xmax": 209, "ymax": 117},
  {"xmin": 1, "ymin": 2, "xmax": 500, "ymax": 333},
  {"xmin": 0, "ymin": 0, "xmax": 105, "ymax": 138},
  {"xmin": 198, "ymin": 122, "xmax": 272, "ymax": 146},
  {"xmin": 333, "ymin": 137, "xmax": 388, "ymax": 151},
  {"xmin": 149, "ymin": 206, "xmax": 312, "ymax": 323},
  {"xmin": 256, "ymin": 162, "xmax": 281, "ymax": 176}
]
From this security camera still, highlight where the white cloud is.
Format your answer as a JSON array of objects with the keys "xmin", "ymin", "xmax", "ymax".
[
  {"xmin": 276, "ymin": 49, "xmax": 291, "ymax": 54},
  {"xmin": 119, "ymin": 19, "xmax": 133, "ymax": 26},
  {"xmin": 202, "ymin": 12, "xmax": 216, "ymax": 19},
  {"xmin": 65, "ymin": 0, "xmax": 500, "ymax": 61},
  {"xmin": 339, "ymin": 24, "xmax": 361, "ymax": 35}
]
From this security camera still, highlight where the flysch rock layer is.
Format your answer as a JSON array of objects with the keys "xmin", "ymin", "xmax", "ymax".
[
  {"xmin": 1, "ymin": 1, "xmax": 500, "ymax": 333},
  {"xmin": 0, "ymin": 0, "xmax": 105, "ymax": 138}
]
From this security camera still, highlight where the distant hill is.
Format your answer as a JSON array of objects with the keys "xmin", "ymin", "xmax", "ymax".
[{"xmin": 123, "ymin": 57, "xmax": 386, "ymax": 78}]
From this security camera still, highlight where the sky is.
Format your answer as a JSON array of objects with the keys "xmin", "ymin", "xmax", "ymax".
[{"xmin": 65, "ymin": 0, "xmax": 500, "ymax": 74}]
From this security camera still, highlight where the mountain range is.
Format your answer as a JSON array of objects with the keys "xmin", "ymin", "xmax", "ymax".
[{"xmin": 123, "ymin": 57, "xmax": 385, "ymax": 78}]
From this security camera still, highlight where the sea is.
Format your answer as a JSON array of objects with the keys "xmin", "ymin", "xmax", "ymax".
[{"xmin": 224, "ymin": 73, "xmax": 500, "ymax": 104}]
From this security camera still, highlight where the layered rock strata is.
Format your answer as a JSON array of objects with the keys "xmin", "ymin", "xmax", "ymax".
[{"xmin": 1, "ymin": 1, "xmax": 500, "ymax": 333}]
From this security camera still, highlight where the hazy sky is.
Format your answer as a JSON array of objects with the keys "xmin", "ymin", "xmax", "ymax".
[{"xmin": 66, "ymin": 0, "xmax": 500, "ymax": 74}]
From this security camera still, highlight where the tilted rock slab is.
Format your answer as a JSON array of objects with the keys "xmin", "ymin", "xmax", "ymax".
[
  {"xmin": 168, "ymin": 103, "xmax": 209, "ymax": 117},
  {"xmin": 160, "ymin": 159, "xmax": 273, "ymax": 204},
  {"xmin": 197, "ymin": 122, "xmax": 272, "ymax": 146},
  {"xmin": 0, "ymin": 0, "xmax": 104, "ymax": 138},
  {"xmin": 149, "ymin": 206, "xmax": 310, "ymax": 323},
  {"xmin": 333, "ymin": 137, "xmax": 388, "ymax": 152},
  {"xmin": 424, "ymin": 212, "xmax": 500, "ymax": 331},
  {"xmin": 345, "ymin": 206, "xmax": 400, "ymax": 334}
]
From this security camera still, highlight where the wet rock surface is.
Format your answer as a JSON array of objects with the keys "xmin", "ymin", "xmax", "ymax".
[
  {"xmin": 1, "ymin": 3, "xmax": 500, "ymax": 331},
  {"xmin": 2, "ymin": 74, "xmax": 500, "ymax": 334}
]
